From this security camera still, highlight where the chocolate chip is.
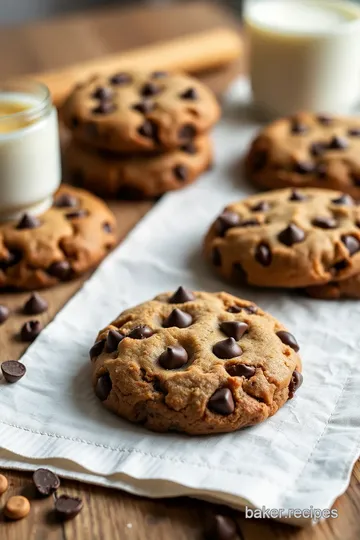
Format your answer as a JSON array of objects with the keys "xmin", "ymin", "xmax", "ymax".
[
  {"xmin": 92, "ymin": 102, "xmax": 116, "ymax": 115},
  {"xmin": 329, "ymin": 135, "xmax": 348, "ymax": 150},
  {"xmin": 232, "ymin": 262, "xmax": 248, "ymax": 284},
  {"xmin": 251, "ymin": 201, "xmax": 270, "ymax": 212},
  {"xmin": 48, "ymin": 261, "xmax": 71, "ymax": 280},
  {"xmin": 208, "ymin": 388, "xmax": 235, "ymax": 415},
  {"xmin": 0, "ymin": 250, "xmax": 21, "ymax": 270},
  {"xmin": 92, "ymin": 86, "xmax": 113, "ymax": 100},
  {"xmin": 20, "ymin": 320, "xmax": 42, "ymax": 342},
  {"xmin": 141, "ymin": 82, "xmax": 161, "ymax": 97},
  {"xmin": 163, "ymin": 309, "xmax": 192, "ymax": 328},
  {"xmin": 244, "ymin": 305, "xmax": 258, "ymax": 314},
  {"xmin": 341, "ymin": 235, "xmax": 360, "ymax": 255},
  {"xmin": 55, "ymin": 495, "xmax": 83, "ymax": 520},
  {"xmin": 212, "ymin": 247, "xmax": 222, "ymax": 267},
  {"xmin": 289, "ymin": 190, "xmax": 307, "ymax": 201},
  {"xmin": 169, "ymin": 286, "xmax": 195, "ymax": 303},
  {"xmin": 288, "ymin": 370, "xmax": 303, "ymax": 399},
  {"xmin": 0, "ymin": 305, "xmax": 10, "ymax": 324},
  {"xmin": 16, "ymin": 213, "xmax": 40, "ymax": 230},
  {"xmin": 151, "ymin": 71, "xmax": 168, "ymax": 79},
  {"xmin": 226, "ymin": 363, "xmax": 255, "ymax": 379},
  {"xmin": 276, "ymin": 330, "xmax": 299, "ymax": 352},
  {"xmin": 128, "ymin": 325, "xmax": 153, "ymax": 339},
  {"xmin": 180, "ymin": 142, "xmax": 197, "ymax": 154},
  {"xmin": 291, "ymin": 121, "xmax": 308, "ymax": 135},
  {"xmin": 332, "ymin": 259, "xmax": 349, "ymax": 272},
  {"xmin": 138, "ymin": 120, "xmax": 158, "ymax": 140},
  {"xmin": 310, "ymin": 142, "xmax": 326, "ymax": 156},
  {"xmin": 180, "ymin": 87, "xmax": 198, "ymax": 100},
  {"xmin": 159, "ymin": 346, "xmax": 188, "ymax": 369},
  {"xmin": 178, "ymin": 124, "xmax": 196, "ymax": 141},
  {"xmin": 89, "ymin": 339, "xmax": 105, "ymax": 360},
  {"xmin": 33, "ymin": 469, "xmax": 60, "ymax": 497},
  {"xmin": 317, "ymin": 114, "xmax": 333, "ymax": 125},
  {"xmin": 312, "ymin": 216, "xmax": 337, "ymax": 229},
  {"xmin": 215, "ymin": 211, "xmax": 240, "ymax": 236},
  {"xmin": 103, "ymin": 222, "xmax": 113, "ymax": 233},
  {"xmin": 173, "ymin": 164, "xmax": 188, "ymax": 181},
  {"xmin": 1, "ymin": 360, "xmax": 26, "ymax": 383},
  {"xmin": 252, "ymin": 150, "xmax": 267, "ymax": 171},
  {"xmin": 332, "ymin": 194, "xmax": 353, "ymax": 205},
  {"xmin": 65, "ymin": 209, "xmax": 88, "ymax": 219},
  {"xmin": 255, "ymin": 243, "xmax": 272, "ymax": 266},
  {"xmin": 220, "ymin": 321, "xmax": 248, "ymax": 340},
  {"xmin": 348, "ymin": 128, "xmax": 360, "ymax": 137},
  {"xmin": 213, "ymin": 337, "xmax": 242, "ymax": 359},
  {"xmin": 132, "ymin": 101, "xmax": 155, "ymax": 114},
  {"xmin": 278, "ymin": 224, "xmax": 305, "ymax": 246},
  {"xmin": 294, "ymin": 161, "xmax": 315, "ymax": 174},
  {"xmin": 23, "ymin": 293, "xmax": 48, "ymax": 315},
  {"xmin": 109, "ymin": 72, "xmax": 132, "ymax": 85},
  {"xmin": 105, "ymin": 329, "xmax": 125, "ymax": 352},
  {"xmin": 226, "ymin": 305, "xmax": 241, "ymax": 314},
  {"xmin": 53, "ymin": 193, "xmax": 78, "ymax": 208},
  {"xmin": 95, "ymin": 373, "xmax": 112, "ymax": 401}
]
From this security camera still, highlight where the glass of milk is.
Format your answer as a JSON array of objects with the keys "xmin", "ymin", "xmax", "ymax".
[{"xmin": 244, "ymin": 0, "xmax": 360, "ymax": 118}]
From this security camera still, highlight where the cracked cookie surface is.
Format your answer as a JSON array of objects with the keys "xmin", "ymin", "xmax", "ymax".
[
  {"xmin": 204, "ymin": 188, "xmax": 360, "ymax": 288},
  {"xmin": 91, "ymin": 288, "xmax": 302, "ymax": 435},
  {"xmin": 0, "ymin": 185, "xmax": 116, "ymax": 290},
  {"xmin": 61, "ymin": 70, "xmax": 220, "ymax": 153},
  {"xmin": 245, "ymin": 112, "xmax": 360, "ymax": 198}
]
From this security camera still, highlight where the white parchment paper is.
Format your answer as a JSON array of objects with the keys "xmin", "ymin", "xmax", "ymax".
[{"xmin": 0, "ymin": 79, "xmax": 359, "ymax": 523}]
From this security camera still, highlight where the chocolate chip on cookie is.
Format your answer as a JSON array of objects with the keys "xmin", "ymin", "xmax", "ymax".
[
  {"xmin": 105, "ymin": 329, "xmax": 124, "ymax": 353},
  {"xmin": 128, "ymin": 325, "xmax": 153, "ymax": 339},
  {"xmin": 163, "ymin": 309, "xmax": 192, "ymax": 328},
  {"xmin": 16, "ymin": 213, "xmax": 40, "ymax": 230},
  {"xmin": 169, "ymin": 286, "xmax": 195, "ymax": 304},
  {"xmin": 159, "ymin": 346, "xmax": 188, "ymax": 369},
  {"xmin": 278, "ymin": 224, "xmax": 305, "ymax": 246}
]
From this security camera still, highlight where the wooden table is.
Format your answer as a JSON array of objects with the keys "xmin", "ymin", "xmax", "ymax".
[{"xmin": 0, "ymin": 2, "xmax": 359, "ymax": 539}]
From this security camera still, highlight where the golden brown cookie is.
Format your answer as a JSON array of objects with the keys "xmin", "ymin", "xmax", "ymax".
[
  {"xmin": 204, "ymin": 188, "xmax": 360, "ymax": 288},
  {"xmin": 90, "ymin": 287, "xmax": 302, "ymax": 435},
  {"xmin": 246, "ymin": 112, "xmax": 360, "ymax": 198},
  {"xmin": 61, "ymin": 70, "xmax": 220, "ymax": 153},
  {"xmin": 64, "ymin": 136, "xmax": 213, "ymax": 198},
  {"xmin": 0, "ymin": 185, "xmax": 116, "ymax": 290},
  {"xmin": 305, "ymin": 273, "xmax": 360, "ymax": 299}
]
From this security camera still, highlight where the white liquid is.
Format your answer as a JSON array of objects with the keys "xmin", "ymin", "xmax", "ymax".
[{"xmin": 245, "ymin": 0, "xmax": 360, "ymax": 117}]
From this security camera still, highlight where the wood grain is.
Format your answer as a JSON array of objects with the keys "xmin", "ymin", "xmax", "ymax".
[{"xmin": 0, "ymin": 2, "xmax": 358, "ymax": 539}]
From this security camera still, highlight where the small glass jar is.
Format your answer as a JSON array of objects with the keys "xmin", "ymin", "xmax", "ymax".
[{"xmin": 0, "ymin": 80, "xmax": 61, "ymax": 221}]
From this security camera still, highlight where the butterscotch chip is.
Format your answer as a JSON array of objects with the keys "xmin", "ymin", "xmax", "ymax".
[
  {"xmin": 4, "ymin": 496, "xmax": 30, "ymax": 520},
  {"xmin": 0, "ymin": 474, "xmax": 8, "ymax": 495},
  {"xmin": 91, "ymin": 288, "xmax": 302, "ymax": 435}
]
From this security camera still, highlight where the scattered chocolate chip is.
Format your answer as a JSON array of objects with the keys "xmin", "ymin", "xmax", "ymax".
[
  {"xmin": 215, "ymin": 211, "xmax": 240, "ymax": 236},
  {"xmin": 23, "ymin": 293, "xmax": 48, "ymax": 315},
  {"xmin": 205, "ymin": 513, "xmax": 238, "ymax": 540},
  {"xmin": 92, "ymin": 102, "xmax": 116, "ymax": 115},
  {"xmin": 310, "ymin": 142, "xmax": 326, "ymax": 156},
  {"xmin": 312, "ymin": 216, "xmax": 337, "ymax": 229},
  {"xmin": 276, "ymin": 330, "xmax": 299, "ymax": 352},
  {"xmin": 105, "ymin": 329, "xmax": 125, "ymax": 352},
  {"xmin": 348, "ymin": 128, "xmax": 360, "ymax": 137},
  {"xmin": 252, "ymin": 150, "xmax": 267, "ymax": 171},
  {"xmin": 329, "ymin": 135, "xmax": 348, "ymax": 150},
  {"xmin": 159, "ymin": 346, "xmax": 188, "ymax": 369},
  {"xmin": 289, "ymin": 190, "xmax": 307, "ymax": 201},
  {"xmin": 20, "ymin": 320, "xmax": 42, "ymax": 342},
  {"xmin": 65, "ymin": 209, "xmax": 88, "ymax": 219},
  {"xmin": 251, "ymin": 201, "xmax": 270, "ymax": 212},
  {"xmin": 89, "ymin": 339, "xmax": 105, "ymax": 360},
  {"xmin": 138, "ymin": 120, "xmax": 158, "ymax": 140},
  {"xmin": 92, "ymin": 86, "xmax": 113, "ymax": 100},
  {"xmin": 103, "ymin": 222, "xmax": 113, "ymax": 233},
  {"xmin": 291, "ymin": 121, "xmax": 308, "ymax": 135},
  {"xmin": 173, "ymin": 164, "xmax": 188, "ymax": 181},
  {"xmin": 317, "ymin": 114, "xmax": 333, "ymax": 125},
  {"xmin": 55, "ymin": 495, "xmax": 83, "ymax": 520},
  {"xmin": 213, "ymin": 337, "xmax": 242, "ymax": 359},
  {"xmin": 294, "ymin": 161, "xmax": 315, "ymax": 174},
  {"xmin": 0, "ymin": 305, "xmax": 10, "ymax": 324},
  {"xmin": 33, "ymin": 468, "xmax": 60, "ymax": 497},
  {"xmin": 163, "ymin": 308, "xmax": 192, "ymax": 328},
  {"xmin": 178, "ymin": 124, "xmax": 196, "ymax": 140},
  {"xmin": 109, "ymin": 72, "xmax": 132, "ymax": 85},
  {"xmin": 169, "ymin": 286, "xmax": 195, "ymax": 303},
  {"xmin": 48, "ymin": 261, "xmax": 71, "ymax": 280},
  {"xmin": 16, "ymin": 213, "xmax": 40, "ymax": 230},
  {"xmin": 132, "ymin": 101, "xmax": 155, "ymax": 114},
  {"xmin": 208, "ymin": 388, "xmax": 235, "ymax": 415},
  {"xmin": 288, "ymin": 370, "xmax": 303, "ymax": 399},
  {"xmin": 278, "ymin": 224, "xmax": 305, "ymax": 246},
  {"xmin": 212, "ymin": 247, "xmax": 222, "ymax": 267},
  {"xmin": 341, "ymin": 235, "xmax": 360, "ymax": 255},
  {"xmin": 331, "ymin": 194, "xmax": 353, "ymax": 205},
  {"xmin": 128, "ymin": 325, "xmax": 153, "ymax": 339},
  {"xmin": 220, "ymin": 321, "xmax": 248, "ymax": 340},
  {"xmin": 180, "ymin": 87, "xmax": 198, "ymax": 100},
  {"xmin": 95, "ymin": 373, "xmax": 112, "ymax": 401},
  {"xmin": 180, "ymin": 142, "xmax": 197, "ymax": 154},
  {"xmin": 232, "ymin": 262, "xmax": 248, "ymax": 284},
  {"xmin": 1, "ymin": 360, "xmax": 26, "ymax": 383},
  {"xmin": 151, "ymin": 71, "xmax": 168, "ymax": 79},
  {"xmin": 226, "ymin": 305, "xmax": 241, "ymax": 313},
  {"xmin": 226, "ymin": 363, "xmax": 255, "ymax": 379},
  {"xmin": 255, "ymin": 243, "xmax": 272, "ymax": 266},
  {"xmin": 53, "ymin": 193, "xmax": 78, "ymax": 208}
]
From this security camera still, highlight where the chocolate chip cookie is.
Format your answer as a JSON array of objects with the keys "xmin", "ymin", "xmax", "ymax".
[
  {"xmin": 61, "ymin": 71, "xmax": 220, "ymax": 153},
  {"xmin": 305, "ymin": 273, "xmax": 360, "ymax": 299},
  {"xmin": 64, "ymin": 136, "xmax": 212, "ymax": 198},
  {"xmin": 90, "ymin": 288, "xmax": 302, "ymax": 435},
  {"xmin": 204, "ymin": 188, "xmax": 360, "ymax": 288},
  {"xmin": 0, "ymin": 186, "xmax": 116, "ymax": 290},
  {"xmin": 246, "ymin": 113, "xmax": 360, "ymax": 198}
]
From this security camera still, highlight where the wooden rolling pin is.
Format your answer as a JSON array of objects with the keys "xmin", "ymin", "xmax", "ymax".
[{"xmin": 31, "ymin": 28, "xmax": 242, "ymax": 108}]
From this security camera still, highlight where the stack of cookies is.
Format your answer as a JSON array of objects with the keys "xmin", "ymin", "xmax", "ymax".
[{"xmin": 61, "ymin": 70, "xmax": 220, "ymax": 199}]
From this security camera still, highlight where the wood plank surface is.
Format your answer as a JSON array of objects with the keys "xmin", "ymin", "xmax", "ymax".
[{"xmin": 0, "ymin": 2, "xmax": 358, "ymax": 540}]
